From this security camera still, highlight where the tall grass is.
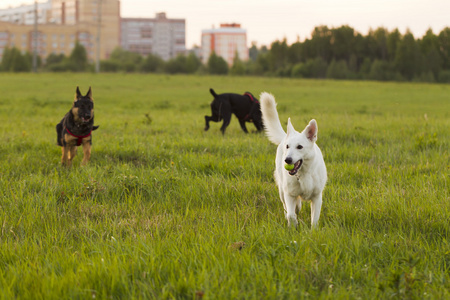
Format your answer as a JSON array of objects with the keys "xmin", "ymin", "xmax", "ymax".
[{"xmin": 0, "ymin": 73, "xmax": 449, "ymax": 299}]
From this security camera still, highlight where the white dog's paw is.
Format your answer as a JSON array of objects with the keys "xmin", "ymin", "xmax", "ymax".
[{"xmin": 287, "ymin": 215, "xmax": 298, "ymax": 228}]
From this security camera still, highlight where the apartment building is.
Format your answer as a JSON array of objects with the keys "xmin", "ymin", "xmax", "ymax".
[
  {"xmin": 201, "ymin": 23, "xmax": 248, "ymax": 65},
  {"xmin": 121, "ymin": 13, "xmax": 186, "ymax": 60},
  {"xmin": 0, "ymin": 21, "xmax": 97, "ymax": 60},
  {"xmin": 0, "ymin": 1, "xmax": 186, "ymax": 63},
  {"xmin": 0, "ymin": 2, "xmax": 52, "ymax": 25},
  {"xmin": 0, "ymin": 0, "xmax": 120, "ymax": 62}
]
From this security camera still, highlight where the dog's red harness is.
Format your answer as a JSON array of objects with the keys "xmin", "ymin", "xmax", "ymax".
[
  {"xmin": 66, "ymin": 128, "xmax": 91, "ymax": 146},
  {"xmin": 244, "ymin": 92, "xmax": 259, "ymax": 104},
  {"xmin": 243, "ymin": 92, "xmax": 259, "ymax": 121}
]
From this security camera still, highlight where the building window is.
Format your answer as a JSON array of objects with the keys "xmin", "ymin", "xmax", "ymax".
[{"xmin": 141, "ymin": 28, "xmax": 152, "ymax": 38}]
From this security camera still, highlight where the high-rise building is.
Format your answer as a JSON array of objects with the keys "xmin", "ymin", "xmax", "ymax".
[
  {"xmin": 0, "ymin": 21, "xmax": 100, "ymax": 60},
  {"xmin": 201, "ymin": 23, "xmax": 248, "ymax": 66},
  {"xmin": 121, "ymin": 13, "xmax": 185, "ymax": 60},
  {"xmin": 0, "ymin": 0, "xmax": 120, "ymax": 62},
  {"xmin": 0, "ymin": 1, "xmax": 186, "ymax": 64},
  {"xmin": 0, "ymin": 2, "xmax": 52, "ymax": 25}
]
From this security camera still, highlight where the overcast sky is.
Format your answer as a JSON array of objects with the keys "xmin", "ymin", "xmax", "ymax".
[{"xmin": 1, "ymin": 0, "xmax": 449, "ymax": 48}]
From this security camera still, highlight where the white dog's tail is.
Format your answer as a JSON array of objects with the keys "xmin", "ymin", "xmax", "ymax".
[{"xmin": 260, "ymin": 92, "xmax": 286, "ymax": 145}]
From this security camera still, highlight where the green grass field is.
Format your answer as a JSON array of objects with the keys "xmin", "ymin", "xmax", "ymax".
[{"xmin": 0, "ymin": 73, "xmax": 449, "ymax": 299}]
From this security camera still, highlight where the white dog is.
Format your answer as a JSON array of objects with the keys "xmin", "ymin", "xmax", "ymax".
[{"xmin": 260, "ymin": 92, "xmax": 327, "ymax": 228}]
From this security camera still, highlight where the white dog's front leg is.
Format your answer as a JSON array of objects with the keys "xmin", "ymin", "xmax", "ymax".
[
  {"xmin": 278, "ymin": 188, "xmax": 287, "ymax": 217},
  {"xmin": 310, "ymin": 193, "xmax": 323, "ymax": 228},
  {"xmin": 284, "ymin": 193, "xmax": 298, "ymax": 227}
]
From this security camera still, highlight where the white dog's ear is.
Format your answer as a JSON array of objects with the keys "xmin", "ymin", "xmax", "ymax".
[
  {"xmin": 304, "ymin": 119, "xmax": 318, "ymax": 142},
  {"xmin": 286, "ymin": 118, "xmax": 295, "ymax": 136}
]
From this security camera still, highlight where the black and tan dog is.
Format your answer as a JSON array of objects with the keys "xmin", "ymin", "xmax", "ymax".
[
  {"xmin": 204, "ymin": 88, "xmax": 263, "ymax": 134},
  {"xmin": 56, "ymin": 86, "xmax": 99, "ymax": 166}
]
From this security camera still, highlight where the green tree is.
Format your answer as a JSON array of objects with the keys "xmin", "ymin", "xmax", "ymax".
[
  {"xmin": 267, "ymin": 39, "xmax": 289, "ymax": 72},
  {"xmin": 291, "ymin": 63, "xmax": 307, "ymax": 78},
  {"xmin": 360, "ymin": 29, "xmax": 377, "ymax": 62},
  {"xmin": 395, "ymin": 31, "xmax": 421, "ymax": 80},
  {"xmin": 290, "ymin": 57, "xmax": 327, "ymax": 78},
  {"xmin": 165, "ymin": 55, "xmax": 187, "ymax": 74},
  {"xmin": 249, "ymin": 46, "xmax": 270, "ymax": 75},
  {"xmin": 287, "ymin": 41, "xmax": 302, "ymax": 65},
  {"xmin": 230, "ymin": 51, "xmax": 245, "ymax": 75},
  {"xmin": 0, "ymin": 47, "xmax": 31, "ymax": 72},
  {"xmin": 310, "ymin": 26, "xmax": 332, "ymax": 62},
  {"xmin": 248, "ymin": 42, "xmax": 259, "ymax": 61},
  {"xmin": 420, "ymin": 29, "xmax": 442, "ymax": 79},
  {"xmin": 438, "ymin": 27, "xmax": 450, "ymax": 69},
  {"xmin": 330, "ymin": 25, "xmax": 356, "ymax": 62},
  {"xmin": 140, "ymin": 53, "xmax": 164, "ymax": 72},
  {"xmin": 348, "ymin": 53, "xmax": 358, "ymax": 73},
  {"xmin": 46, "ymin": 53, "xmax": 65, "ymax": 66},
  {"xmin": 438, "ymin": 70, "xmax": 450, "ymax": 83},
  {"xmin": 387, "ymin": 29, "xmax": 401, "ymax": 61},
  {"xmin": 307, "ymin": 57, "xmax": 328, "ymax": 78},
  {"xmin": 369, "ymin": 59, "xmax": 397, "ymax": 81},
  {"xmin": 353, "ymin": 33, "xmax": 367, "ymax": 69},
  {"xmin": 207, "ymin": 51, "xmax": 228, "ymax": 75},
  {"xmin": 109, "ymin": 47, "xmax": 143, "ymax": 72},
  {"xmin": 185, "ymin": 52, "xmax": 202, "ymax": 73},
  {"xmin": 1, "ymin": 47, "xmax": 13, "ymax": 71},
  {"xmin": 373, "ymin": 27, "xmax": 389, "ymax": 60},
  {"xmin": 358, "ymin": 57, "xmax": 372, "ymax": 78},
  {"xmin": 326, "ymin": 59, "xmax": 349, "ymax": 79},
  {"xmin": 68, "ymin": 41, "xmax": 89, "ymax": 72},
  {"xmin": 99, "ymin": 60, "xmax": 120, "ymax": 72}
]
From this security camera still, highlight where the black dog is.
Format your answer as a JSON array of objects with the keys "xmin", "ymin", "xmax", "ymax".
[
  {"xmin": 204, "ymin": 88, "xmax": 263, "ymax": 134},
  {"xmin": 56, "ymin": 86, "xmax": 99, "ymax": 166}
]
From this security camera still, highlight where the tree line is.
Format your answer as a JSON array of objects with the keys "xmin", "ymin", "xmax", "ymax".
[{"xmin": 1, "ymin": 25, "xmax": 450, "ymax": 83}]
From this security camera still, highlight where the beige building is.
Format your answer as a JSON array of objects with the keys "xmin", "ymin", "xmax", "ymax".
[
  {"xmin": 201, "ymin": 23, "xmax": 248, "ymax": 66},
  {"xmin": 0, "ymin": 0, "xmax": 120, "ymax": 62}
]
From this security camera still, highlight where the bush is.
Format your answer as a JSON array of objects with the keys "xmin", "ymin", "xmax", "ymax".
[
  {"xmin": 291, "ymin": 63, "xmax": 307, "ymax": 78},
  {"xmin": 185, "ymin": 52, "xmax": 202, "ymax": 74},
  {"xmin": 207, "ymin": 52, "xmax": 228, "ymax": 75},
  {"xmin": 46, "ymin": 62, "xmax": 70, "ymax": 72},
  {"xmin": 327, "ymin": 59, "xmax": 349, "ymax": 79},
  {"xmin": 369, "ymin": 60, "xmax": 397, "ymax": 81},
  {"xmin": 165, "ymin": 55, "xmax": 187, "ymax": 74},
  {"xmin": 437, "ymin": 70, "xmax": 450, "ymax": 83},
  {"xmin": 100, "ymin": 60, "xmax": 120, "ymax": 72},
  {"xmin": 1, "ymin": 47, "xmax": 31, "ymax": 72},
  {"xmin": 230, "ymin": 54, "xmax": 246, "ymax": 76},
  {"xmin": 45, "ymin": 53, "xmax": 65, "ymax": 66},
  {"xmin": 292, "ymin": 58, "xmax": 328, "ymax": 78},
  {"xmin": 413, "ymin": 71, "xmax": 435, "ymax": 83},
  {"xmin": 140, "ymin": 53, "xmax": 164, "ymax": 73}
]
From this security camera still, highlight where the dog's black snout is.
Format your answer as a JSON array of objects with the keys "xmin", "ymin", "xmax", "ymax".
[{"xmin": 285, "ymin": 157, "xmax": 293, "ymax": 164}]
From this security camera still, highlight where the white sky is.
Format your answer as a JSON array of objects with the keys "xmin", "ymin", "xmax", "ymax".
[{"xmin": 1, "ymin": 0, "xmax": 449, "ymax": 48}]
